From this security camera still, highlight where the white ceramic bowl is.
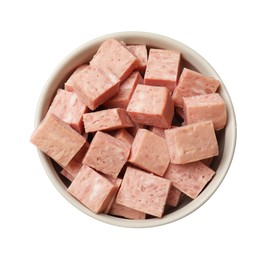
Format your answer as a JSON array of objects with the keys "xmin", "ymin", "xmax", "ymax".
[{"xmin": 35, "ymin": 32, "xmax": 237, "ymax": 228}]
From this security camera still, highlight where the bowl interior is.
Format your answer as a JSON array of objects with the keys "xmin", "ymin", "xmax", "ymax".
[{"xmin": 35, "ymin": 32, "xmax": 236, "ymax": 228}]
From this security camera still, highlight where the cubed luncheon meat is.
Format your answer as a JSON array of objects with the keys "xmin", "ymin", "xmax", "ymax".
[
  {"xmin": 127, "ymin": 84, "xmax": 174, "ymax": 128},
  {"xmin": 103, "ymin": 71, "xmax": 143, "ymax": 109},
  {"xmin": 64, "ymin": 64, "xmax": 88, "ymax": 92},
  {"xmin": 83, "ymin": 131, "xmax": 131, "ymax": 178},
  {"xmin": 144, "ymin": 49, "xmax": 181, "ymax": 92},
  {"xmin": 126, "ymin": 45, "xmax": 148, "ymax": 73},
  {"xmin": 164, "ymin": 121, "xmax": 219, "ymax": 164},
  {"xmin": 109, "ymin": 201, "xmax": 146, "ymax": 220},
  {"xmin": 49, "ymin": 89, "xmax": 88, "ymax": 133},
  {"xmin": 129, "ymin": 129, "xmax": 170, "ymax": 177},
  {"xmin": 172, "ymin": 68, "xmax": 220, "ymax": 107},
  {"xmin": 115, "ymin": 167, "xmax": 171, "ymax": 218},
  {"xmin": 68, "ymin": 165, "xmax": 116, "ymax": 213},
  {"xmin": 164, "ymin": 161, "xmax": 215, "ymax": 199},
  {"xmin": 183, "ymin": 93, "xmax": 227, "ymax": 130},
  {"xmin": 73, "ymin": 64, "xmax": 120, "ymax": 110},
  {"xmin": 90, "ymin": 38, "xmax": 138, "ymax": 81},
  {"xmin": 30, "ymin": 112, "xmax": 86, "ymax": 167},
  {"xmin": 83, "ymin": 108, "xmax": 134, "ymax": 133}
]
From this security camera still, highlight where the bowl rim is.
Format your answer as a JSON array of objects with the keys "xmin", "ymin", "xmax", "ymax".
[{"xmin": 35, "ymin": 31, "xmax": 237, "ymax": 228}]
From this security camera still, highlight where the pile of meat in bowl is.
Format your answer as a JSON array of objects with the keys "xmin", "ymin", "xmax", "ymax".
[{"xmin": 31, "ymin": 37, "xmax": 227, "ymax": 220}]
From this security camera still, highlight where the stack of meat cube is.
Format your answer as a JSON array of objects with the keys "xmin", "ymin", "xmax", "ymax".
[{"xmin": 31, "ymin": 38, "xmax": 227, "ymax": 219}]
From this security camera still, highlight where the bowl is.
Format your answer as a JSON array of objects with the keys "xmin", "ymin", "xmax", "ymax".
[{"xmin": 35, "ymin": 31, "xmax": 237, "ymax": 228}]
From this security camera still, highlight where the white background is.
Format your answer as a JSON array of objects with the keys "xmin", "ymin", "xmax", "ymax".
[{"xmin": 1, "ymin": 0, "xmax": 270, "ymax": 259}]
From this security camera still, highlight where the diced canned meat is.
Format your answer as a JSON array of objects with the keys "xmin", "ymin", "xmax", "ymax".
[
  {"xmin": 165, "ymin": 121, "xmax": 219, "ymax": 164},
  {"xmin": 129, "ymin": 129, "xmax": 170, "ymax": 176},
  {"xmin": 172, "ymin": 68, "xmax": 220, "ymax": 107},
  {"xmin": 68, "ymin": 165, "xmax": 116, "ymax": 213},
  {"xmin": 90, "ymin": 38, "xmax": 138, "ymax": 81},
  {"xmin": 73, "ymin": 65, "xmax": 120, "ymax": 110},
  {"xmin": 144, "ymin": 49, "xmax": 181, "ymax": 92},
  {"xmin": 83, "ymin": 131, "xmax": 131, "ymax": 178},
  {"xmin": 115, "ymin": 167, "xmax": 171, "ymax": 218},
  {"xmin": 49, "ymin": 89, "xmax": 88, "ymax": 133},
  {"xmin": 164, "ymin": 161, "xmax": 215, "ymax": 199},
  {"xmin": 30, "ymin": 112, "xmax": 86, "ymax": 167},
  {"xmin": 83, "ymin": 108, "xmax": 134, "ymax": 133},
  {"xmin": 183, "ymin": 93, "xmax": 227, "ymax": 130},
  {"xmin": 127, "ymin": 84, "xmax": 174, "ymax": 128}
]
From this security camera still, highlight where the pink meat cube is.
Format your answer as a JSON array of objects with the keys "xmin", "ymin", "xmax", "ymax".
[
  {"xmin": 62, "ymin": 142, "xmax": 90, "ymax": 179},
  {"xmin": 127, "ymin": 84, "xmax": 174, "ymax": 128},
  {"xmin": 109, "ymin": 202, "xmax": 146, "ymax": 219},
  {"xmin": 67, "ymin": 165, "xmax": 116, "ymax": 213},
  {"xmin": 164, "ymin": 161, "xmax": 215, "ymax": 199},
  {"xmin": 73, "ymin": 65, "xmax": 120, "ymax": 110},
  {"xmin": 64, "ymin": 64, "xmax": 88, "ymax": 92},
  {"xmin": 183, "ymin": 93, "xmax": 227, "ymax": 130},
  {"xmin": 103, "ymin": 71, "xmax": 143, "ymax": 109},
  {"xmin": 83, "ymin": 131, "xmax": 131, "ymax": 178},
  {"xmin": 48, "ymin": 89, "xmax": 88, "ymax": 133},
  {"xmin": 144, "ymin": 49, "xmax": 181, "ymax": 92},
  {"xmin": 129, "ymin": 129, "xmax": 170, "ymax": 176},
  {"xmin": 172, "ymin": 68, "xmax": 220, "ymax": 107},
  {"xmin": 90, "ymin": 38, "xmax": 138, "ymax": 81},
  {"xmin": 115, "ymin": 167, "xmax": 171, "ymax": 217},
  {"xmin": 83, "ymin": 108, "xmax": 134, "ymax": 133},
  {"xmin": 30, "ymin": 112, "xmax": 86, "ymax": 166},
  {"xmin": 114, "ymin": 129, "xmax": 134, "ymax": 145},
  {"xmin": 126, "ymin": 45, "xmax": 148, "ymax": 72},
  {"xmin": 164, "ymin": 121, "xmax": 219, "ymax": 164},
  {"xmin": 166, "ymin": 186, "xmax": 182, "ymax": 207}
]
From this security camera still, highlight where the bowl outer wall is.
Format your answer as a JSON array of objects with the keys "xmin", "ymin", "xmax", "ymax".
[{"xmin": 35, "ymin": 31, "xmax": 237, "ymax": 228}]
